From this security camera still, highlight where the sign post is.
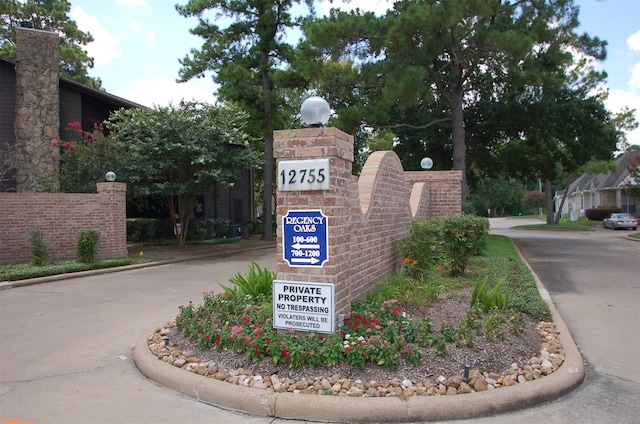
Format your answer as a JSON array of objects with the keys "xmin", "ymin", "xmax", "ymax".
[{"xmin": 282, "ymin": 209, "xmax": 328, "ymax": 268}]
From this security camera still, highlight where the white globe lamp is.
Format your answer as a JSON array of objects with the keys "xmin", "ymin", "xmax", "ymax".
[
  {"xmin": 420, "ymin": 157, "xmax": 433, "ymax": 170},
  {"xmin": 300, "ymin": 96, "xmax": 330, "ymax": 127},
  {"xmin": 105, "ymin": 171, "xmax": 117, "ymax": 182}
]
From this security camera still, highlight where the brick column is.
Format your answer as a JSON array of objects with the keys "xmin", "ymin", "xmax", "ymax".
[
  {"xmin": 97, "ymin": 182, "xmax": 128, "ymax": 258},
  {"xmin": 273, "ymin": 127, "xmax": 355, "ymax": 321},
  {"xmin": 14, "ymin": 27, "xmax": 60, "ymax": 192}
]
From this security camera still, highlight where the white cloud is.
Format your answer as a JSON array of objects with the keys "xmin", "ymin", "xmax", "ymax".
[
  {"xmin": 606, "ymin": 89, "xmax": 640, "ymax": 145},
  {"xmin": 630, "ymin": 62, "xmax": 640, "ymax": 92},
  {"xmin": 129, "ymin": 21, "xmax": 140, "ymax": 31},
  {"xmin": 145, "ymin": 32, "xmax": 155, "ymax": 42},
  {"xmin": 71, "ymin": 6, "xmax": 122, "ymax": 67},
  {"xmin": 114, "ymin": 78, "xmax": 217, "ymax": 108},
  {"xmin": 627, "ymin": 30, "xmax": 640, "ymax": 51}
]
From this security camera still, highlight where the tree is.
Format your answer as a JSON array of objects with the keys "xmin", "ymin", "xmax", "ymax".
[
  {"xmin": 0, "ymin": 0, "xmax": 102, "ymax": 88},
  {"xmin": 54, "ymin": 121, "xmax": 122, "ymax": 193},
  {"xmin": 107, "ymin": 102, "xmax": 259, "ymax": 245},
  {"xmin": 176, "ymin": 0, "xmax": 313, "ymax": 240},
  {"xmin": 467, "ymin": 177, "xmax": 525, "ymax": 217},
  {"xmin": 624, "ymin": 151, "xmax": 640, "ymax": 199},
  {"xmin": 302, "ymin": 0, "xmax": 609, "ymax": 201},
  {"xmin": 479, "ymin": 57, "xmax": 621, "ymax": 223},
  {"xmin": 520, "ymin": 190, "xmax": 545, "ymax": 213}
]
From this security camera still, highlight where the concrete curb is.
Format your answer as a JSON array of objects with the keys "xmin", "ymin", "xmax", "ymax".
[{"xmin": 133, "ymin": 254, "xmax": 586, "ymax": 423}]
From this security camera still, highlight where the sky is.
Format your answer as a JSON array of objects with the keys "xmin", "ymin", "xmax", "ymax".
[{"xmin": 69, "ymin": 0, "xmax": 640, "ymax": 145}]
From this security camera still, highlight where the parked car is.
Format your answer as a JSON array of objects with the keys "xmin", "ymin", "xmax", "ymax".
[{"xmin": 603, "ymin": 213, "xmax": 638, "ymax": 230}]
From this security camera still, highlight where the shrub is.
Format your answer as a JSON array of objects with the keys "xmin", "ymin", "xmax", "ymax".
[
  {"xmin": 214, "ymin": 218, "xmax": 230, "ymax": 238},
  {"xmin": 438, "ymin": 215, "xmax": 489, "ymax": 276},
  {"xmin": 395, "ymin": 219, "xmax": 442, "ymax": 270},
  {"xmin": 396, "ymin": 215, "xmax": 489, "ymax": 277},
  {"xmin": 126, "ymin": 218, "xmax": 158, "ymax": 242},
  {"xmin": 76, "ymin": 229, "xmax": 100, "ymax": 263},
  {"xmin": 249, "ymin": 217, "xmax": 262, "ymax": 234},
  {"xmin": 520, "ymin": 190, "xmax": 545, "ymax": 210},
  {"xmin": 28, "ymin": 231, "xmax": 50, "ymax": 266},
  {"xmin": 470, "ymin": 277, "xmax": 508, "ymax": 312},
  {"xmin": 221, "ymin": 259, "xmax": 277, "ymax": 299},
  {"xmin": 584, "ymin": 207, "xmax": 621, "ymax": 221},
  {"xmin": 187, "ymin": 219, "xmax": 209, "ymax": 241}
]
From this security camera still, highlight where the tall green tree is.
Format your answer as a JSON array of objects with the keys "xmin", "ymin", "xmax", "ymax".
[
  {"xmin": 0, "ymin": 0, "xmax": 102, "ymax": 89},
  {"xmin": 302, "ymin": 0, "xmax": 609, "ymax": 201},
  {"xmin": 467, "ymin": 177, "xmax": 525, "ymax": 217},
  {"xmin": 176, "ymin": 0, "xmax": 313, "ymax": 240},
  {"xmin": 107, "ymin": 102, "xmax": 259, "ymax": 245},
  {"xmin": 469, "ymin": 38, "xmax": 623, "ymax": 223}
]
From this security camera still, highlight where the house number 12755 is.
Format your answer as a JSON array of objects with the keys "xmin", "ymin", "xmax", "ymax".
[{"xmin": 277, "ymin": 158, "xmax": 331, "ymax": 191}]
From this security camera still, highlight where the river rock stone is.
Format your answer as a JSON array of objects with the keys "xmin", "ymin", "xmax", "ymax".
[{"xmin": 473, "ymin": 378, "xmax": 488, "ymax": 392}]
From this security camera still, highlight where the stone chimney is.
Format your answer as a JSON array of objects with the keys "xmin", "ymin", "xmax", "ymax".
[{"xmin": 14, "ymin": 26, "xmax": 60, "ymax": 192}]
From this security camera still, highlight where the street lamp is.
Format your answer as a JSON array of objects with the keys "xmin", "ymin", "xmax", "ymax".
[
  {"xmin": 420, "ymin": 157, "xmax": 433, "ymax": 170},
  {"xmin": 300, "ymin": 96, "xmax": 330, "ymax": 127},
  {"xmin": 105, "ymin": 171, "xmax": 116, "ymax": 182}
]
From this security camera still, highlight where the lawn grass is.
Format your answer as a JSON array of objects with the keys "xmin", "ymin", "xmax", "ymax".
[
  {"xmin": 513, "ymin": 216, "xmax": 601, "ymax": 231},
  {"xmin": 367, "ymin": 234, "xmax": 550, "ymax": 321},
  {"xmin": 0, "ymin": 257, "xmax": 131, "ymax": 281},
  {"xmin": 482, "ymin": 234, "xmax": 521, "ymax": 261}
]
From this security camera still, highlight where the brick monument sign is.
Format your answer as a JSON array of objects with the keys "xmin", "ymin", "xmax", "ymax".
[{"xmin": 273, "ymin": 127, "xmax": 462, "ymax": 331}]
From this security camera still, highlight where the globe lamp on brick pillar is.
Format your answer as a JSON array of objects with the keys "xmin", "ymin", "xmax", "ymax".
[
  {"xmin": 105, "ymin": 171, "xmax": 116, "ymax": 182},
  {"xmin": 300, "ymin": 96, "xmax": 330, "ymax": 127}
]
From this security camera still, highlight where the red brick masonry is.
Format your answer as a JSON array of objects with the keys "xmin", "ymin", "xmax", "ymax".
[
  {"xmin": 274, "ymin": 127, "xmax": 462, "ymax": 318},
  {"xmin": 0, "ymin": 182, "xmax": 127, "ymax": 264}
]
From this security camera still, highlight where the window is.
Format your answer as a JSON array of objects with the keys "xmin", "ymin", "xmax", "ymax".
[{"xmin": 622, "ymin": 192, "xmax": 636, "ymax": 214}]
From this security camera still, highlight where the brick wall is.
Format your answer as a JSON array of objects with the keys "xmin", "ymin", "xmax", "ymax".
[
  {"xmin": 404, "ymin": 171, "xmax": 463, "ymax": 218},
  {"xmin": 274, "ymin": 128, "xmax": 462, "ymax": 321},
  {"xmin": 0, "ymin": 183, "xmax": 127, "ymax": 264}
]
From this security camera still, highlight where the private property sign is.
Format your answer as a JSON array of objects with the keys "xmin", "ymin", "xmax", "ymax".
[
  {"xmin": 282, "ymin": 209, "xmax": 328, "ymax": 267},
  {"xmin": 273, "ymin": 280, "xmax": 335, "ymax": 333}
]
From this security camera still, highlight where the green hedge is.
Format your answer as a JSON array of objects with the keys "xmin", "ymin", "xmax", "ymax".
[
  {"xmin": 585, "ymin": 208, "xmax": 621, "ymax": 221},
  {"xmin": 126, "ymin": 218, "xmax": 158, "ymax": 242},
  {"xmin": 397, "ymin": 215, "xmax": 489, "ymax": 277}
]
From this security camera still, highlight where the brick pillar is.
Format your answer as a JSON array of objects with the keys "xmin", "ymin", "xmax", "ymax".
[
  {"xmin": 273, "ymin": 127, "xmax": 356, "ymax": 326},
  {"xmin": 97, "ymin": 182, "xmax": 128, "ymax": 258},
  {"xmin": 14, "ymin": 27, "xmax": 60, "ymax": 192}
]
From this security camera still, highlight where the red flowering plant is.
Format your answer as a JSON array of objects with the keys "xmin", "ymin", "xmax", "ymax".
[
  {"xmin": 175, "ymin": 290, "xmax": 436, "ymax": 369},
  {"xmin": 53, "ymin": 121, "xmax": 121, "ymax": 193},
  {"xmin": 340, "ymin": 299, "xmax": 432, "ymax": 367},
  {"xmin": 520, "ymin": 190, "xmax": 545, "ymax": 212}
]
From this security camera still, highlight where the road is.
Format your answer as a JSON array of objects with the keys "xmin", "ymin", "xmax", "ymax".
[
  {"xmin": 449, "ymin": 219, "xmax": 640, "ymax": 424},
  {"xmin": 0, "ymin": 250, "xmax": 278, "ymax": 424},
  {"xmin": 1, "ymin": 220, "xmax": 639, "ymax": 423}
]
